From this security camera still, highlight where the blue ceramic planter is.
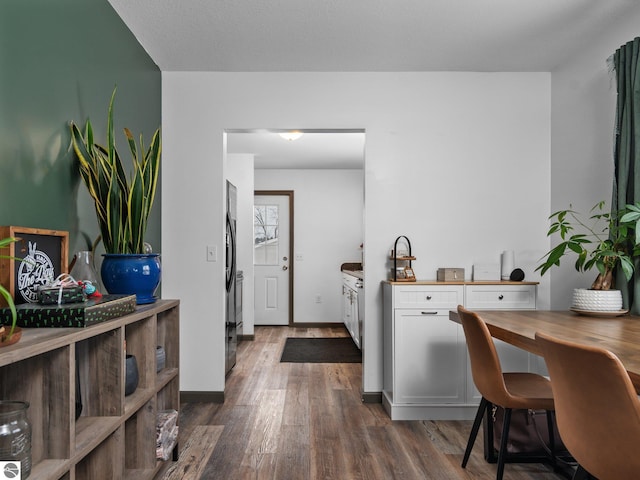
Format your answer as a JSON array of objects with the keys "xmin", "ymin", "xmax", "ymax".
[{"xmin": 101, "ymin": 253, "xmax": 161, "ymax": 304}]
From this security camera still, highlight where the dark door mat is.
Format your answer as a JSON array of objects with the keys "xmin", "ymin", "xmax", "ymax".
[{"xmin": 280, "ymin": 337, "xmax": 362, "ymax": 363}]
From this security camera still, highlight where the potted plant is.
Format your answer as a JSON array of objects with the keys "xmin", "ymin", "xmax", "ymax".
[
  {"xmin": 536, "ymin": 201, "xmax": 640, "ymax": 311},
  {"xmin": 70, "ymin": 87, "xmax": 162, "ymax": 304},
  {"xmin": 0, "ymin": 237, "xmax": 21, "ymax": 346}
]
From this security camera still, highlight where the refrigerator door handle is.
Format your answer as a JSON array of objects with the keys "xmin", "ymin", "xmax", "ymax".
[{"xmin": 225, "ymin": 211, "xmax": 236, "ymax": 292}]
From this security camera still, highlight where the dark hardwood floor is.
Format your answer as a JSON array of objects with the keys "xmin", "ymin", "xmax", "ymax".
[{"xmin": 161, "ymin": 326, "xmax": 568, "ymax": 479}]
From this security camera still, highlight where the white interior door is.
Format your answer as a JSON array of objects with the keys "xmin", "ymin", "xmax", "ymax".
[{"xmin": 254, "ymin": 193, "xmax": 291, "ymax": 325}]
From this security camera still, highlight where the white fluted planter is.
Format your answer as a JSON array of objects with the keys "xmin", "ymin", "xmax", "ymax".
[{"xmin": 572, "ymin": 288, "xmax": 623, "ymax": 312}]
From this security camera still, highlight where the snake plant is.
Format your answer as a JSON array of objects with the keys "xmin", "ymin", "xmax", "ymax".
[{"xmin": 70, "ymin": 87, "xmax": 161, "ymax": 254}]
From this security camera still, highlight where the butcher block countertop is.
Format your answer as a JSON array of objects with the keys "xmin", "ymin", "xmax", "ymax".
[
  {"xmin": 341, "ymin": 262, "xmax": 363, "ymax": 280},
  {"xmin": 383, "ymin": 280, "xmax": 539, "ymax": 285}
]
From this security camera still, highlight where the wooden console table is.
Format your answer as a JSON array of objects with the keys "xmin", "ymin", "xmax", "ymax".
[{"xmin": 0, "ymin": 299, "xmax": 180, "ymax": 480}]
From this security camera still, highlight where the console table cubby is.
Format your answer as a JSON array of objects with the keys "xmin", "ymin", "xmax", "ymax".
[{"xmin": 0, "ymin": 299, "xmax": 180, "ymax": 480}]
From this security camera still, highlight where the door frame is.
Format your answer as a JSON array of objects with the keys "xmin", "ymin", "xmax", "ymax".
[{"xmin": 254, "ymin": 190, "xmax": 294, "ymax": 326}]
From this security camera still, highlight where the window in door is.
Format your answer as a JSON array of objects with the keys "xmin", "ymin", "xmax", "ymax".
[{"xmin": 254, "ymin": 204, "xmax": 279, "ymax": 265}]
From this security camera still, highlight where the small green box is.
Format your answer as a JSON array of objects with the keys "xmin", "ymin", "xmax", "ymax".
[
  {"xmin": 0, "ymin": 294, "xmax": 136, "ymax": 328},
  {"xmin": 38, "ymin": 286, "xmax": 85, "ymax": 305}
]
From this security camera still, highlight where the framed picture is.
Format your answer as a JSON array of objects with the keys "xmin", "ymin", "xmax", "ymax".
[
  {"xmin": 404, "ymin": 267, "xmax": 416, "ymax": 280},
  {"xmin": 0, "ymin": 226, "xmax": 69, "ymax": 305}
]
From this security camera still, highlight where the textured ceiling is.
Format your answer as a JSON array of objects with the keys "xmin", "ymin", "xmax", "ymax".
[
  {"xmin": 107, "ymin": 0, "xmax": 637, "ymax": 168},
  {"xmin": 108, "ymin": 0, "xmax": 637, "ymax": 72}
]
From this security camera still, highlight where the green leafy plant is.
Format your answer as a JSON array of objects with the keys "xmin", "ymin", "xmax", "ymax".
[
  {"xmin": 70, "ymin": 87, "xmax": 161, "ymax": 254},
  {"xmin": 0, "ymin": 237, "xmax": 20, "ymax": 341},
  {"xmin": 536, "ymin": 201, "xmax": 640, "ymax": 290}
]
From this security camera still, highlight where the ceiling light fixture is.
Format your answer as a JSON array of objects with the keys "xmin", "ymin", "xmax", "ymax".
[{"xmin": 279, "ymin": 131, "xmax": 304, "ymax": 141}]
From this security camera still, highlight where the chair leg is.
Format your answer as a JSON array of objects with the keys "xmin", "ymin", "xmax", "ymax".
[
  {"xmin": 462, "ymin": 397, "xmax": 488, "ymax": 468},
  {"xmin": 545, "ymin": 410, "xmax": 557, "ymax": 470},
  {"xmin": 496, "ymin": 407, "xmax": 512, "ymax": 480},
  {"xmin": 572, "ymin": 464, "xmax": 592, "ymax": 480}
]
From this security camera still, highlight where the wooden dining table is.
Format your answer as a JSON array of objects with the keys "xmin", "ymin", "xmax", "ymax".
[{"xmin": 449, "ymin": 309, "xmax": 640, "ymax": 391}]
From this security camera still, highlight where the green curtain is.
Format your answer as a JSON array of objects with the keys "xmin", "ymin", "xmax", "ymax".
[{"xmin": 611, "ymin": 37, "xmax": 640, "ymax": 313}]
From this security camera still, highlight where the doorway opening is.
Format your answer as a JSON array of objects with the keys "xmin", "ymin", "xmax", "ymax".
[{"xmin": 225, "ymin": 128, "xmax": 365, "ymax": 341}]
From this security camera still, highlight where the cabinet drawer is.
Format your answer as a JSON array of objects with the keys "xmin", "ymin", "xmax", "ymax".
[
  {"xmin": 394, "ymin": 285, "xmax": 464, "ymax": 309},
  {"xmin": 464, "ymin": 284, "xmax": 536, "ymax": 310}
]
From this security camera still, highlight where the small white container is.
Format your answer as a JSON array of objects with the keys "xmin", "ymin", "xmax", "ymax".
[
  {"xmin": 501, "ymin": 250, "xmax": 515, "ymax": 280},
  {"xmin": 473, "ymin": 263, "xmax": 501, "ymax": 281}
]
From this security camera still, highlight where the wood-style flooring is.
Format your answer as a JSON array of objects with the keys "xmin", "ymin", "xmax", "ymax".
[{"xmin": 161, "ymin": 326, "xmax": 568, "ymax": 479}]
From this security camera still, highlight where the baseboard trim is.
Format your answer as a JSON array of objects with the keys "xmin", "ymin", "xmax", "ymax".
[
  {"xmin": 362, "ymin": 392, "xmax": 382, "ymax": 404},
  {"xmin": 290, "ymin": 322, "xmax": 345, "ymax": 328},
  {"xmin": 180, "ymin": 391, "xmax": 225, "ymax": 404},
  {"xmin": 382, "ymin": 390, "xmax": 477, "ymax": 420},
  {"xmin": 238, "ymin": 334, "xmax": 255, "ymax": 341}
]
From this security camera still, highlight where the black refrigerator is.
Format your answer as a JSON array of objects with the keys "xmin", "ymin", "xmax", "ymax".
[{"xmin": 225, "ymin": 180, "xmax": 238, "ymax": 375}]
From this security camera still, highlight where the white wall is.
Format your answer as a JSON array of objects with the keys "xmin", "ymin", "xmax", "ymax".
[
  {"xmin": 227, "ymin": 153, "xmax": 255, "ymax": 336},
  {"xmin": 254, "ymin": 168, "xmax": 364, "ymax": 324},
  {"xmin": 162, "ymin": 72, "xmax": 551, "ymax": 394},
  {"xmin": 550, "ymin": 16, "xmax": 640, "ymax": 308}
]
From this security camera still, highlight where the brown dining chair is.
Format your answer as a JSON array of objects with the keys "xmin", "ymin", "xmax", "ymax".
[
  {"xmin": 536, "ymin": 331, "xmax": 640, "ymax": 480},
  {"xmin": 457, "ymin": 306, "xmax": 556, "ymax": 480}
]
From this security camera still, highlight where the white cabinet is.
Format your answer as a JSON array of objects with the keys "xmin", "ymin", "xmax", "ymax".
[
  {"xmin": 342, "ymin": 282, "xmax": 352, "ymax": 327},
  {"xmin": 382, "ymin": 281, "xmax": 538, "ymax": 420},
  {"xmin": 342, "ymin": 272, "xmax": 361, "ymax": 349},
  {"xmin": 383, "ymin": 283, "xmax": 472, "ymax": 420},
  {"xmin": 463, "ymin": 284, "xmax": 537, "ymax": 402}
]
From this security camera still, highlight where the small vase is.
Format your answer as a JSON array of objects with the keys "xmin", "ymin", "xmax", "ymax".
[
  {"xmin": 156, "ymin": 346, "xmax": 166, "ymax": 373},
  {"xmin": 70, "ymin": 250, "xmax": 102, "ymax": 294},
  {"xmin": 0, "ymin": 401, "xmax": 32, "ymax": 479},
  {"xmin": 125, "ymin": 354, "xmax": 139, "ymax": 396}
]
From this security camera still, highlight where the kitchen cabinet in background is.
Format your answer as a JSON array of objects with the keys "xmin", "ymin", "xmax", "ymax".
[{"xmin": 342, "ymin": 271, "xmax": 362, "ymax": 349}]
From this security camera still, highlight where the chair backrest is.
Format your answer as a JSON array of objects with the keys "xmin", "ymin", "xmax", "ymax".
[
  {"xmin": 536, "ymin": 331, "xmax": 640, "ymax": 480},
  {"xmin": 457, "ymin": 305, "xmax": 510, "ymax": 406}
]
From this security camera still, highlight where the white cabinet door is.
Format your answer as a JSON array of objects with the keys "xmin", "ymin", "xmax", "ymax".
[
  {"xmin": 342, "ymin": 285, "xmax": 351, "ymax": 328},
  {"xmin": 350, "ymin": 291, "xmax": 360, "ymax": 348},
  {"xmin": 394, "ymin": 310, "xmax": 466, "ymax": 404}
]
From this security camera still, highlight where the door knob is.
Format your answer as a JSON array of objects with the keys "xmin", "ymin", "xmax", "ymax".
[{"xmin": 282, "ymin": 265, "xmax": 288, "ymax": 271}]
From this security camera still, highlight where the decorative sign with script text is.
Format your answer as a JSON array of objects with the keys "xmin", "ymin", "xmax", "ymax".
[{"xmin": 0, "ymin": 226, "xmax": 68, "ymax": 306}]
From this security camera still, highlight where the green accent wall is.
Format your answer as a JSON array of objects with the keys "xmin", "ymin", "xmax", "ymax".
[{"xmin": 0, "ymin": 0, "xmax": 161, "ymax": 260}]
